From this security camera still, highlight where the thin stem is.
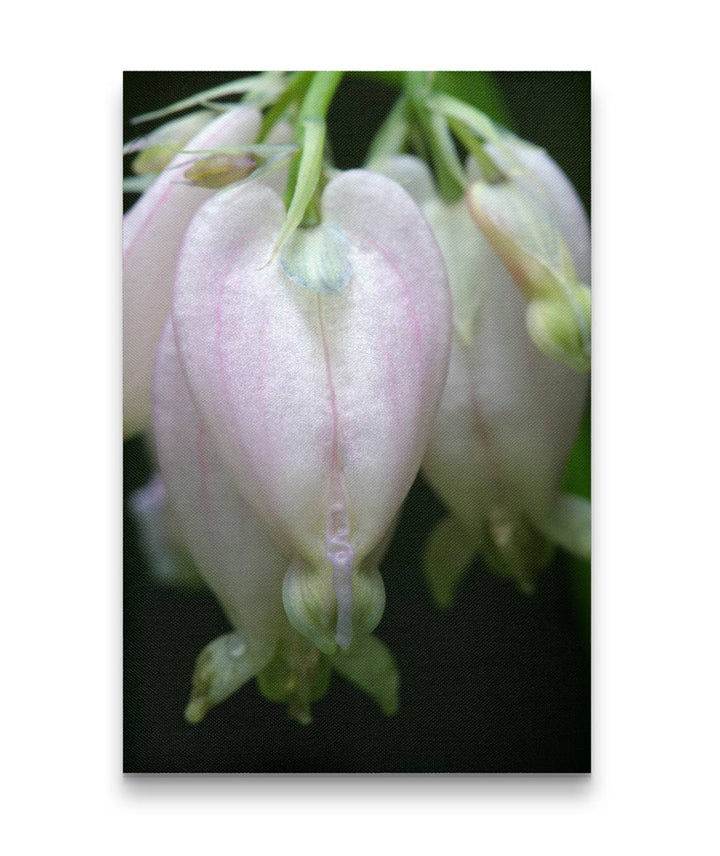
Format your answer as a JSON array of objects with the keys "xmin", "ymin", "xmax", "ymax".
[
  {"xmin": 283, "ymin": 72, "xmax": 344, "ymax": 217},
  {"xmin": 297, "ymin": 71, "xmax": 344, "ymax": 124},
  {"xmin": 258, "ymin": 71, "xmax": 314, "ymax": 141},
  {"xmin": 448, "ymin": 117, "xmax": 505, "ymax": 183},
  {"xmin": 365, "ymin": 96, "xmax": 409, "ymax": 166},
  {"xmin": 404, "ymin": 71, "xmax": 464, "ymax": 202}
]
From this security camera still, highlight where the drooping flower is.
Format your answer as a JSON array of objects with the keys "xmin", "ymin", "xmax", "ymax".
[
  {"xmin": 123, "ymin": 106, "xmax": 292, "ymax": 438},
  {"xmin": 377, "ymin": 139, "xmax": 590, "ymax": 602},
  {"xmin": 170, "ymin": 168, "xmax": 452, "ymax": 655}
]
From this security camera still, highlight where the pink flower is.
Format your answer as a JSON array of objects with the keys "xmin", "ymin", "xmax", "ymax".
[{"xmin": 170, "ymin": 169, "xmax": 451, "ymax": 653}]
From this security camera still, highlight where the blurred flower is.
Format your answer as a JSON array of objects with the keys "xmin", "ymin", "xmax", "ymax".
[
  {"xmin": 378, "ymin": 139, "xmax": 590, "ymax": 602},
  {"xmin": 127, "ymin": 473, "xmax": 202, "ymax": 588}
]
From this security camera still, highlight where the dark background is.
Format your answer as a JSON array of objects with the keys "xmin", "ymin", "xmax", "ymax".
[{"xmin": 123, "ymin": 71, "xmax": 590, "ymax": 773}]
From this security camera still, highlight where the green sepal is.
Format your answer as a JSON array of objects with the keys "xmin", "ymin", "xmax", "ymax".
[
  {"xmin": 184, "ymin": 632, "xmax": 264, "ymax": 724},
  {"xmin": 282, "ymin": 556, "xmax": 385, "ymax": 655},
  {"xmin": 279, "ymin": 222, "xmax": 352, "ymax": 294},
  {"xmin": 423, "ymin": 515, "xmax": 478, "ymax": 608},
  {"xmin": 331, "ymin": 634, "xmax": 400, "ymax": 716},
  {"xmin": 183, "ymin": 154, "xmax": 257, "ymax": 188},
  {"xmin": 180, "ymin": 144, "xmax": 298, "ymax": 190}
]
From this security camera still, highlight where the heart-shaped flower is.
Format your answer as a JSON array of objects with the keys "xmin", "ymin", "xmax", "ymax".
[{"xmin": 171, "ymin": 169, "xmax": 452, "ymax": 652}]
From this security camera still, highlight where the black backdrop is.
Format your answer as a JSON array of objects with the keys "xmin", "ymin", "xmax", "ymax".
[{"xmin": 123, "ymin": 71, "xmax": 591, "ymax": 773}]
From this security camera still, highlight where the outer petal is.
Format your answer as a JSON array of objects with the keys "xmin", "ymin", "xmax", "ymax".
[
  {"xmin": 173, "ymin": 170, "xmax": 451, "ymax": 647},
  {"xmin": 371, "ymin": 154, "xmax": 436, "ymax": 205},
  {"xmin": 123, "ymin": 106, "xmax": 262, "ymax": 438},
  {"xmin": 424, "ymin": 199, "xmax": 491, "ymax": 345},
  {"xmin": 152, "ymin": 318, "xmax": 286, "ymax": 662},
  {"xmin": 468, "ymin": 137, "xmax": 590, "ymax": 285},
  {"xmin": 500, "ymin": 139, "xmax": 590, "ymax": 283}
]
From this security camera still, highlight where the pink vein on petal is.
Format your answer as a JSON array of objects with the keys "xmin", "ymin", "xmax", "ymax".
[{"xmin": 352, "ymin": 231, "xmax": 426, "ymax": 367}]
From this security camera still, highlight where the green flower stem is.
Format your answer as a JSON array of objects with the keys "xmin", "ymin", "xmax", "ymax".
[
  {"xmin": 258, "ymin": 70, "xmax": 314, "ymax": 142},
  {"xmin": 298, "ymin": 71, "xmax": 344, "ymax": 124},
  {"xmin": 447, "ymin": 116, "xmax": 504, "ymax": 183},
  {"xmin": 404, "ymin": 71, "xmax": 464, "ymax": 203},
  {"xmin": 365, "ymin": 96, "xmax": 409, "ymax": 166},
  {"xmin": 283, "ymin": 72, "xmax": 344, "ymax": 217}
]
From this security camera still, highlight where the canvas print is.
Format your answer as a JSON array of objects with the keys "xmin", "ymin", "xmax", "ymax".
[{"xmin": 123, "ymin": 71, "xmax": 591, "ymax": 773}]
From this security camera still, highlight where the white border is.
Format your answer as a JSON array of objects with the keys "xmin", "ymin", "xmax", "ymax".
[{"xmin": 4, "ymin": 2, "xmax": 718, "ymax": 852}]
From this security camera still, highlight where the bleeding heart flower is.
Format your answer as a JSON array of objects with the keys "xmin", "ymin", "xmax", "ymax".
[
  {"xmin": 170, "ymin": 168, "xmax": 452, "ymax": 656},
  {"xmin": 377, "ymin": 141, "xmax": 590, "ymax": 601}
]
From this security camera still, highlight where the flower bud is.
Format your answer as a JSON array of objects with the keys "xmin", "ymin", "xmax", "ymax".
[
  {"xmin": 183, "ymin": 153, "xmax": 257, "ymax": 188},
  {"xmin": 467, "ymin": 137, "xmax": 591, "ymax": 372},
  {"xmin": 126, "ymin": 109, "xmax": 214, "ymax": 174}
]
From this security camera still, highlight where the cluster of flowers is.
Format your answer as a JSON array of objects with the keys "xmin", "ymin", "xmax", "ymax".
[{"xmin": 124, "ymin": 73, "xmax": 590, "ymax": 724}]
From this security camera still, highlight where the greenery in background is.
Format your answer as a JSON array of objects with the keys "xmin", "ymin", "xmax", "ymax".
[{"xmin": 365, "ymin": 71, "xmax": 512, "ymax": 127}]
